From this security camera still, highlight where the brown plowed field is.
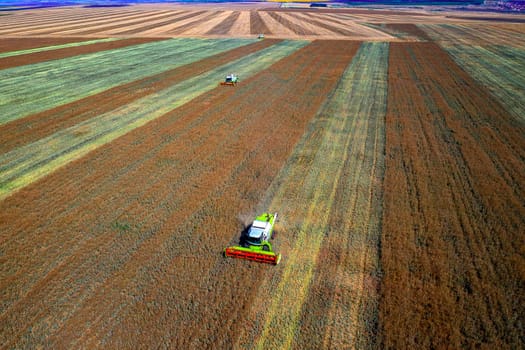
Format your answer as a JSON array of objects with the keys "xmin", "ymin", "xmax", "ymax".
[
  {"xmin": 166, "ymin": 11, "xmax": 219, "ymax": 35},
  {"xmin": 293, "ymin": 12, "xmax": 356, "ymax": 36},
  {"xmin": 0, "ymin": 37, "xmax": 162, "ymax": 70},
  {"xmin": 381, "ymin": 42, "xmax": 525, "ymax": 348},
  {"xmin": 250, "ymin": 10, "xmax": 272, "ymax": 34},
  {"xmin": 107, "ymin": 11, "xmax": 194, "ymax": 35},
  {"xmin": 0, "ymin": 39, "xmax": 280, "ymax": 154},
  {"xmin": 206, "ymin": 11, "xmax": 241, "ymax": 35},
  {"xmin": 265, "ymin": 12, "xmax": 318, "ymax": 36},
  {"xmin": 385, "ymin": 23, "xmax": 432, "ymax": 40},
  {"xmin": 13, "ymin": 10, "xmax": 175, "ymax": 36},
  {"xmin": 68, "ymin": 12, "xmax": 188, "ymax": 35},
  {"xmin": 0, "ymin": 40, "xmax": 356, "ymax": 349}
]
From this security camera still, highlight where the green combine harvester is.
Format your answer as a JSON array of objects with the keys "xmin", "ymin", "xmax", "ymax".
[{"xmin": 225, "ymin": 212, "xmax": 281, "ymax": 265}]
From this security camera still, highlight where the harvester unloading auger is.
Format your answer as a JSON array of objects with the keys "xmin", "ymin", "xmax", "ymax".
[{"xmin": 224, "ymin": 213, "xmax": 281, "ymax": 265}]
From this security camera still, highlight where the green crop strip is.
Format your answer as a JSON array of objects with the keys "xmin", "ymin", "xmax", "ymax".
[
  {"xmin": 440, "ymin": 44, "xmax": 524, "ymax": 122},
  {"xmin": 0, "ymin": 38, "xmax": 121, "ymax": 59},
  {"xmin": 0, "ymin": 38, "xmax": 257, "ymax": 125},
  {"xmin": 0, "ymin": 40, "xmax": 308, "ymax": 200},
  {"xmin": 420, "ymin": 24, "xmax": 524, "ymax": 122},
  {"xmin": 254, "ymin": 42, "xmax": 388, "ymax": 349}
]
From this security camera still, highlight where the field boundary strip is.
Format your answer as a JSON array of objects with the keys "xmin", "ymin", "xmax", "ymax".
[
  {"xmin": 0, "ymin": 40, "xmax": 308, "ymax": 200},
  {"xmin": 0, "ymin": 38, "xmax": 120, "ymax": 58},
  {"xmin": 250, "ymin": 41, "xmax": 388, "ymax": 349}
]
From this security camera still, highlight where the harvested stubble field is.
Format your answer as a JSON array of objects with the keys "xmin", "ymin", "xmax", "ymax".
[{"xmin": 0, "ymin": 5, "xmax": 524, "ymax": 349}]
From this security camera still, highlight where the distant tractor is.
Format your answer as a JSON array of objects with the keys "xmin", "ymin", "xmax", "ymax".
[{"xmin": 220, "ymin": 73, "xmax": 238, "ymax": 86}]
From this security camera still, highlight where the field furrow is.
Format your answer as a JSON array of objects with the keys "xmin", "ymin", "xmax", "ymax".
[
  {"xmin": 381, "ymin": 42, "xmax": 524, "ymax": 348},
  {"xmin": 0, "ymin": 39, "xmax": 280, "ymax": 154}
]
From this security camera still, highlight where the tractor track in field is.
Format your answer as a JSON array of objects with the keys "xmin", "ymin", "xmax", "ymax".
[
  {"xmin": 0, "ymin": 39, "xmax": 280, "ymax": 155},
  {"xmin": 381, "ymin": 42, "xmax": 524, "ymax": 348},
  {"xmin": 0, "ymin": 40, "xmax": 356, "ymax": 348}
]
